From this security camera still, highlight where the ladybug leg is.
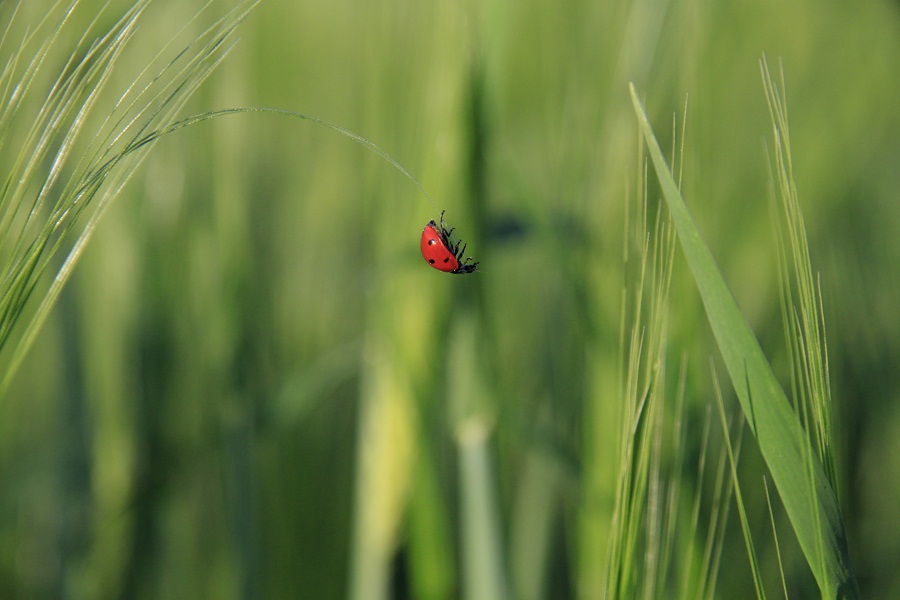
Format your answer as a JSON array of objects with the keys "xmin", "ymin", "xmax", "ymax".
[
  {"xmin": 456, "ymin": 242, "xmax": 467, "ymax": 261},
  {"xmin": 439, "ymin": 211, "xmax": 456, "ymax": 238}
]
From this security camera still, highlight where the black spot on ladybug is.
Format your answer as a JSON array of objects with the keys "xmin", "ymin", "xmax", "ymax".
[
  {"xmin": 429, "ymin": 259, "xmax": 435, "ymax": 264},
  {"xmin": 428, "ymin": 239, "xmax": 436, "ymax": 245},
  {"xmin": 443, "ymin": 258, "xmax": 449, "ymax": 263}
]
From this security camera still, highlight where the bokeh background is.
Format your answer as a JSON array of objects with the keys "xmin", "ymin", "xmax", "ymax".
[{"xmin": 2, "ymin": 0, "xmax": 899, "ymax": 597}]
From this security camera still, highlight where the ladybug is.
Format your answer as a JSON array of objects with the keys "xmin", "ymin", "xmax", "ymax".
[{"xmin": 420, "ymin": 211, "xmax": 479, "ymax": 274}]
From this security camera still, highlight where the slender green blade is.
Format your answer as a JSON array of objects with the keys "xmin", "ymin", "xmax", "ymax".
[
  {"xmin": 0, "ymin": 1, "xmax": 259, "ymax": 396},
  {"xmin": 628, "ymin": 84, "xmax": 856, "ymax": 597}
]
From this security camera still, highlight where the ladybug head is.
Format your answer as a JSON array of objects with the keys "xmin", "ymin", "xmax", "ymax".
[{"xmin": 452, "ymin": 261, "xmax": 479, "ymax": 274}]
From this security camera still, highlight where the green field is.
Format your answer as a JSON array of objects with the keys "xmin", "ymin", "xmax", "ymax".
[{"xmin": 1, "ymin": 0, "xmax": 898, "ymax": 597}]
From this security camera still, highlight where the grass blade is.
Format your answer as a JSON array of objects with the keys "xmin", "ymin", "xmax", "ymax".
[
  {"xmin": 711, "ymin": 370, "xmax": 766, "ymax": 600},
  {"xmin": 629, "ymin": 83, "xmax": 857, "ymax": 597},
  {"xmin": 0, "ymin": 1, "xmax": 259, "ymax": 396}
]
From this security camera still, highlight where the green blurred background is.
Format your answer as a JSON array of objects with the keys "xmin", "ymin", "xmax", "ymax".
[{"xmin": 2, "ymin": 0, "xmax": 900, "ymax": 597}]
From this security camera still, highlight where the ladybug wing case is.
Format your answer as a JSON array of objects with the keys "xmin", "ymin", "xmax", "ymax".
[{"xmin": 421, "ymin": 221, "xmax": 461, "ymax": 272}]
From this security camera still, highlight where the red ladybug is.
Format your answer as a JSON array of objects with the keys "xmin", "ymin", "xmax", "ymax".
[{"xmin": 420, "ymin": 211, "xmax": 479, "ymax": 274}]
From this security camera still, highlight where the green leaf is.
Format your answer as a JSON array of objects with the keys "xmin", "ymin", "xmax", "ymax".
[{"xmin": 628, "ymin": 84, "xmax": 857, "ymax": 598}]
